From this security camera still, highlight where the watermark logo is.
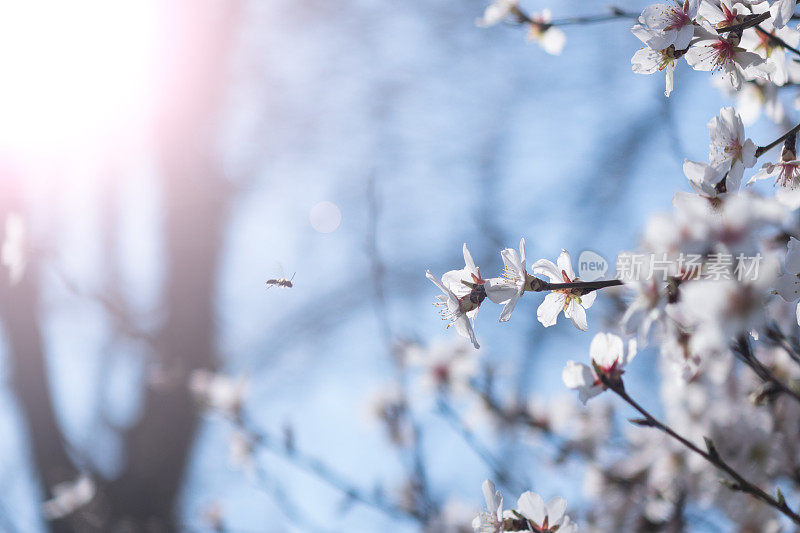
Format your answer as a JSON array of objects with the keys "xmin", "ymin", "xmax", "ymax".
[
  {"xmin": 578, "ymin": 250, "xmax": 608, "ymax": 281},
  {"xmin": 614, "ymin": 252, "xmax": 764, "ymax": 282}
]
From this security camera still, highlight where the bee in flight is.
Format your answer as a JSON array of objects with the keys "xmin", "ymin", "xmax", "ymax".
[{"xmin": 265, "ymin": 272, "xmax": 295, "ymax": 289}]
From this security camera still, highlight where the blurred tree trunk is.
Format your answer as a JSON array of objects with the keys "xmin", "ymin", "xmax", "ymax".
[
  {"xmin": 0, "ymin": 184, "xmax": 81, "ymax": 533},
  {"xmin": 0, "ymin": 1, "xmax": 242, "ymax": 531},
  {"xmin": 105, "ymin": 1, "xmax": 241, "ymax": 531}
]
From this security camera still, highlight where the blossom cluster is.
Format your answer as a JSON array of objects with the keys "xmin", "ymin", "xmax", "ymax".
[
  {"xmin": 427, "ymin": 242, "xmax": 599, "ymax": 349},
  {"xmin": 473, "ymin": 480, "xmax": 578, "ymax": 533},
  {"xmin": 175, "ymin": 2, "xmax": 800, "ymax": 531},
  {"xmin": 418, "ymin": 2, "xmax": 800, "ymax": 530}
]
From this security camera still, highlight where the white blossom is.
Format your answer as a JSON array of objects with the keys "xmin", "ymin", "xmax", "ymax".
[
  {"xmin": 676, "ymin": 254, "xmax": 781, "ymax": 354},
  {"xmin": 621, "ymin": 278, "xmax": 667, "ymax": 343},
  {"xmin": 707, "ymin": 106, "xmax": 757, "ymax": 188},
  {"xmin": 771, "ymin": 0, "xmax": 796, "ymax": 29},
  {"xmin": 485, "ymin": 238, "xmax": 527, "ymax": 322},
  {"xmin": 631, "ymin": 44, "xmax": 678, "ymax": 96},
  {"xmin": 632, "ymin": 0, "xmax": 699, "ymax": 51},
  {"xmin": 749, "ymin": 157, "xmax": 800, "ymax": 209},
  {"xmin": 517, "ymin": 490, "xmax": 574, "ymax": 532},
  {"xmin": 526, "ymin": 10, "xmax": 566, "ymax": 56},
  {"xmin": 427, "ymin": 269, "xmax": 482, "ymax": 349},
  {"xmin": 739, "ymin": 2, "xmax": 800, "ymax": 85},
  {"xmin": 729, "ymin": 81, "xmax": 785, "ymax": 125},
  {"xmin": 697, "ymin": 0, "xmax": 746, "ymax": 28},
  {"xmin": 443, "ymin": 243, "xmax": 485, "ymax": 299},
  {"xmin": 774, "ymin": 236, "xmax": 800, "ymax": 324},
  {"xmin": 659, "ymin": 320, "xmax": 703, "ymax": 379},
  {"xmin": 405, "ymin": 338, "xmax": 478, "ymax": 395},
  {"xmin": 476, "ymin": 0, "xmax": 518, "ymax": 27},
  {"xmin": 684, "ymin": 23, "xmax": 768, "ymax": 90},
  {"xmin": 472, "ymin": 479, "xmax": 504, "ymax": 533},
  {"xmin": 562, "ymin": 332, "xmax": 637, "ymax": 403},
  {"xmin": 532, "ymin": 249, "xmax": 596, "ymax": 331},
  {"xmin": 682, "ymin": 159, "xmax": 727, "ymax": 197}
]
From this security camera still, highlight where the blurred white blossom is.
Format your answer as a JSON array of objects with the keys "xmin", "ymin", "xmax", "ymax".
[
  {"xmin": 2, "ymin": 212, "xmax": 25, "ymax": 285},
  {"xmin": 190, "ymin": 370, "xmax": 249, "ymax": 417},
  {"xmin": 42, "ymin": 474, "xmax": 96, "ymax": 520}
]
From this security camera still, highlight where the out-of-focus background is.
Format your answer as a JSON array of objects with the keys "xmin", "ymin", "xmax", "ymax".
[{"xmin": 0, "ymin": 0, "xmax": 791, "ymax": 531}]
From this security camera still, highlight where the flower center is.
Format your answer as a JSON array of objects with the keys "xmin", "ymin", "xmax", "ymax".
[
  {"xmin": 757, "ymin": 30, "xmax": 776, "ymax": 54},
  {"xmin": 710, "ymin": 39, "xmax": 736, "ymax": 65},
  {"xmin": 717, "ymin": 3, "xmax": 739, "ymax": 27},
  {"xmin": 777, "ymin": 161, "xmax": 800, "ymax": 188},
  {"xmin": 664, "ymin": 7, "xmax": 690, "ymax": 31}
]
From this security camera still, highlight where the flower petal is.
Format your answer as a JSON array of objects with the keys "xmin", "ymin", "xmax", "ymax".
[
  {"xmin": 462, "ymin": 243, "xmax": 477, "ymax": 275},
  {"xmin": 580, "ymin": 290, "xmax": 597, "ymax": 309},
  {"xmin": 485, "ymin": 278, "xmax": 518, "ymax": 305},
  {"xmin": 545, "ymin": 497, "xmax": 567, "ymax": 526},
  {"xmin": 517, "ymin": 491, "xmax": 546, "ymax": 526},
  {"xmin": 590, "ymin": 332, "xmax": 623, "ymax": 368},
  {"xmin": 775, "ymin": 272, "xmax": 800, "ymax": 302},
  {"xmin": 565, "ymin": 299, "xmax": 588, "ymax": 331},
  {"xmin": 786, "ymin": 237, "xmax": 800, "ymax": 273},
  {"xmin": 562, "ymin": 361, "xmax": 593, "ymax": 389},
  {"xmin": 454, "ymin": 314, "xmax": 480, "ymax": 349},
  {"xmin": 531, "ymin": 259, "xmax": 561, "ymax": 282},
  {"xmin": 538, "ymin": 292, "xmax": 565, "ymax": 327},
  {"xmin": 498, "ymin": 294, "xmax": 521, "ymax": 323},
  {"xmin": 557, "ymin": 249, "xmax": 575, "ymax": 280}
]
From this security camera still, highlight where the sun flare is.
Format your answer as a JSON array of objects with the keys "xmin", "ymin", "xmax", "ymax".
[{"xmin": 0, "ymin": 1, "xmax": 160, "ymax": 159}]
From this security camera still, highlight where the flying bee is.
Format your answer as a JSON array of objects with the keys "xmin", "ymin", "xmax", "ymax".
[{"xmin": 265, "ymin": 269, "xmax": 295, "ymax": 290}]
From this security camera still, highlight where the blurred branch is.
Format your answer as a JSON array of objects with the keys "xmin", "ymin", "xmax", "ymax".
[
  {"xmin": 366, "ymin": 174, "xmax": 393, "ymax": 347},
  {"xmin": 435, "ymin": 397, "xmax": 527, "ymax": 493},
  {"xmin": 469, "ymin": 382, "xmax": 593, "ymax": 463},
  {"xmin": 510, "ymin": 6, "xmax": 637, "ymax": 27},
  {"xmin": 365, "ymin": 174, "xmax": 436, "ymax": 521},
  {"xmin": 607, "ymin": 379, "xmax": 800, "ymax": 526},
  {"xmin": 732, "ymin": 335, "xmax": 800, "ymax": 405},
  {"xmin": 52, "ymin": 268, "xmax": 156, "ymax": 346},
  {"xmin": 250, "ymin": 462, "xmax": 337, "ymax": 533},
  {"xmin": 235, "ymin": 415, "xmax": 423, "ymax": 524},
  {"xmin": 755, "ymin": 25, "xmax": 800, "ymax": 57},
  {"xmin": 764, "ymin": 322, "xmax": 800, "ymax": 367}
]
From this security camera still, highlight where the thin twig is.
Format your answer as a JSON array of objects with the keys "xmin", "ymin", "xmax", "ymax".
[
  {"xmin": 436, "ymin": 397, "xmax": 527, "ymax": 492},
  {"xmin": 234, "ymin": 415, "xmax": 422, "ymax": 523},
  {"xmin": 366, "ymin": 175, "xmax": 436, "ymax": 521},
  {"xmin": 756, "ymin": 25, "xmax": 800, "ymax": 58},
  {"xmin": 469, "ymin": 383, "xmax": 591, "ymax": 463},
  {"xmin": 756, "ymin": 120, "xmax": 800, "ymax": 157},
  {"xmin": 764, "ymin": 323, "xmax": 800, "ymax": 367},
  {"xmin": 717, "ymin": 12, "xmax": 772, "ymax": 34},
  {"xmin": 527, "ymin": 276, "xmax": 623, "ymax": 294},
  {"xmin": 510, "ymin": 5, "xmax": 637, "ymax": 27},
  {"xmin": 732, "ymin": 335, "xmax": 800, "ymax": 405},
  {"xmin": 607, "ymin": 381, "xmax": 800, "ymax": 526}
]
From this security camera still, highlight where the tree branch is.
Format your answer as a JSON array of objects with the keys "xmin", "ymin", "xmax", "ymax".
[
  {"xmin": 608, "ymin": 381, "xmax": 800, "ymax": 526},
  {"xmin": 755, "ymin": 120, "xmax": 800, "ymax": 158}
]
